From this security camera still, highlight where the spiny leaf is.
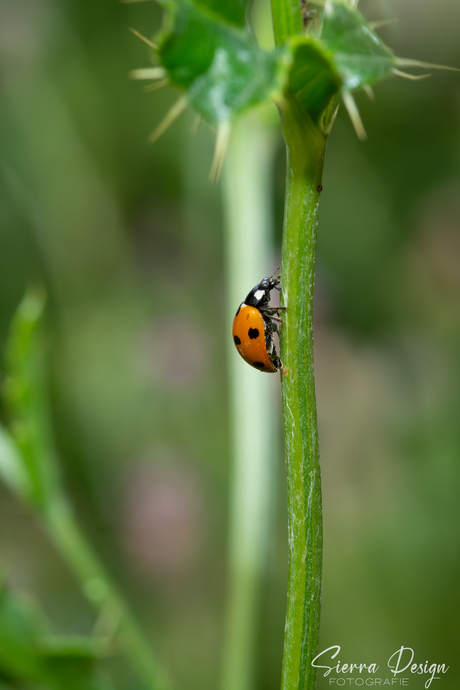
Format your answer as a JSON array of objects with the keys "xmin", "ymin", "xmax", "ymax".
[
  {"xmin": 156, "ymin": 0, "xmax": 286, "ymax": 125},
  {"xmin": 320, "ymin": 0, "xmax": 397, "ymax": 90},
  {"xmin": 137, "ymin": 0, "xmax": 454, "ymax": 145},
  {"xmin": 151, "ymin": 0, "xmax": 401, "ymax": 134}
]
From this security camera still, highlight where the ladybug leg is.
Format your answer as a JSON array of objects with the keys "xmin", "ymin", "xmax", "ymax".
[
  {"xmin": 260, "ymin": 306, "xmax": 287, "ymax": 322},
  {"xmin": 270, "ymin": 353, "xmax": 287, "ymax": 375},
  {"xmin": 261, "ymin": 306, "xmax": 287, "ymax": 313},
  {"xmin": 301, "ymin": 1, "xmax": 319, "ymax": 33}
]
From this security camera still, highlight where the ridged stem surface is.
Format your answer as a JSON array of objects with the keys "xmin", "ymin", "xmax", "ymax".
[{"xmin": 279, "ymin": 105, "xmax": 327, "ymax": 690}]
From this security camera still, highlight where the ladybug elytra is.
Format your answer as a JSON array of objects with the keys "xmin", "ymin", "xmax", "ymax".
[{"xmin": 232, "ymin": 271, "xmax": 286, "ymax": 373}]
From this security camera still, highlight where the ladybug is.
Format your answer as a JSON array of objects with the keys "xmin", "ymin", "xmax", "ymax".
[{"xmin": 232, "ymin": 271, "xmax": 286, "ymax": 373}]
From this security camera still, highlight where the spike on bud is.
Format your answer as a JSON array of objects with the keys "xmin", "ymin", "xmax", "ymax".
[
  {"xmin": 342, "ymin": 90, "xmax": 367, "ymax": 141},
  {"xmin": 143, "ymin": 80, "xmax": 169, "ymax": 93},
  {"xmin": 363, "ymin": 84, "xmax": 375, "ymax": 101},
  {"xmin": 209, "ymin": 123, "xmax": 232, "ymax": 183},
  {"xmin": 129, "ymin": 27, "xmax": 158, "ymax": 51},
  {"xmin": 392, "ymin": 69, "xmax": 430, "ymax": 81},
  {"xmin": 129, "ymin": 68, "xmax": 166, "ymax": 81},
  {"xmin": 148, "ymin": 95, "xmax": 188, "ymax": 143}
]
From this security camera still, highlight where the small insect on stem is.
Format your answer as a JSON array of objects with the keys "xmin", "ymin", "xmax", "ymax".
[
  {"xmin": 301, "ymin": 0, "xmax": 319, "ymax": 32},
  {"xmin": 232, "ymin": 270, "xmax": 287, "ymax": 374}
]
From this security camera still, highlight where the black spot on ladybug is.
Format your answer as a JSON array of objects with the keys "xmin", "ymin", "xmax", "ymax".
[
  {"xmin": 248, "ymin": 328, "xmax": 259, "ymax": 339},
  {"xmin": 317, "ymin": 184, "xmax": 323, "ymax": 192},
  {"xmin": 233, "ymin": 335, "xmax": 241, "ymax": 345},
  {"xmin": 253, "ymin": 361, "xmax": 265, "ymax": 368}
]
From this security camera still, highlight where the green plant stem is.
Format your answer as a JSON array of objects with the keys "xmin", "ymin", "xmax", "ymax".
[
  {"xmin": 270, "ymin": 0, "xmax": 302, "ymax": 46},
  {"xmin": 45, "ymin": 500, "xmax": 169, "ymax": 690},
  {"xmin": 279, "ymin": 104, "xmax": 327, "ymax": 690},
  {"xmin": 271, "ymin": 1, "xmax": 328, "ymax": 686},
  {"xmin": 221, "ymin": 110, "xmax": 278, "ymax": 690}
]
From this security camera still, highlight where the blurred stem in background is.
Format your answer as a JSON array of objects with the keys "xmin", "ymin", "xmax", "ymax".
[
  {"xmin": 0, "ymin": 292, "xmax": 170, "ymax": 690},
  {"xmin": 221, "ymin": 110, "xmax": 278, "ymax": 690},
  {"xmin": 45, "ymin": 502, "xmax": 169, "ymax": 690}
]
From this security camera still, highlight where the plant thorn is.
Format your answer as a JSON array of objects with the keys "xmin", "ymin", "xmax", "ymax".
[
  {"xmin": 129, "ymin": 67, "xmax": 166, "ymax": 80},
  {"xmin": 143, "ymin": 79, "xmax": 169, "ymax": 92},
  {"xmin": 129, "ymin": 28, "xmax": 158, "ymax": 51},
  {"xmin": 148, "ymin": 96, "xmax": 188, "ymax": 144},
  {"xmin": 392, "ymin": 68, "xmax": 430, "ymax": 81},
  {"xmin": 397, "ymin": 58, "xmax": 460, "ymax": 73},
  {"xmin": 322, "ymin": 103, "xmax": 340, "ymax": 135},
  {"xmin": 368, "ymin": 18, "xmax": 398, "ymax": 30},
  {"xmin": 342, "ymin": 90, "xmax": 367, "ymax": 141},
  {"xmin": 363, "ymin": 84, "xmax": 375, "ymax": 101},
  {"xmin": 209, "ymin": 122, "xmax": 231, "ymax": 183}
]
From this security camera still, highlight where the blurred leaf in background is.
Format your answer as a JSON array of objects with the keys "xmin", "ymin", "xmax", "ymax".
[{"xmin": 0, "ymin": 579, "xmax": 110, "ymax": 689}]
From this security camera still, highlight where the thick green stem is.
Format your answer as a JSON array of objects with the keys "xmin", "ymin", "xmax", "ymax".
[
  {"xmin": 279, "ymin": 105, "xmax": 327, "ymax": 690},
  {"xmin": 270, "ymin": 0, "xmax": 329, "ymax": 685}
]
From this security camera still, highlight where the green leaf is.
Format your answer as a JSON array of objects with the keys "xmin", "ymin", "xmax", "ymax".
[
  {"xmin": 157, "ymin": 0, "xmax": 286, "ymax": 125},
  {"xmin": 281, "ymin": 1, "xmax": 400, "ymax": 131},
  {"xmin": 321, "ymin": 0, "xmax": 397, "ymax": 90},
  {"xmin": 0, "ymin": 583, "xmax": 110, "ymax": 690},
  {"xmin": 2, "ymin": 291, "xmax": 61, "ymax": 512},
  {"xmin": 145, "ymin": 0, "xmax": 424, "ymax": 141},
  {"xmin": 191, "ymin": 0, "xmax": 248, "ymax": 29},
  {"xmin": 287, "ymin": 37, "xmax": 341, "ymax": 125},
  {"xmin": 0, "ymin": 582, "xmax": 46, "ymax": 683},
  {"xmin": 152, "ymin": 0, "xmax": 400, "ymax": 133},
  {"xmin": 40, "ymin": 637, "xmax": 110, "ymax": 690}
]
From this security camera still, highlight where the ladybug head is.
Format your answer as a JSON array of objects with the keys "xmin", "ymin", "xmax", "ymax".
[{"xmin": 259, "ymin": 270, "xmax": 281, "ymax": 292}]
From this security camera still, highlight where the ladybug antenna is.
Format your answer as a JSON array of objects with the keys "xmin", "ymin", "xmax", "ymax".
[{"xmin": 269, "ymin": 267, "xmax": 281, "ymax": 290}]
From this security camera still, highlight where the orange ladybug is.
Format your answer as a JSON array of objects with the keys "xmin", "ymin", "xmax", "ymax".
[{"xmin": 232, "ymin": 271, "xmax": 286, "ymax": 373}]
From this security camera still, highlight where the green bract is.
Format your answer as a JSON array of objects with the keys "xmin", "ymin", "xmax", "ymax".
[
  {"xmin": 157, "ymin": 0, "xmax": 287, "ymax": 125},
  {"xmin": 320, "ymin": 1, "xmax": 396, "ymax": 90},
  {"xmin": 153, "ymin": 0, "xmax": 399, "ymax": 131}
]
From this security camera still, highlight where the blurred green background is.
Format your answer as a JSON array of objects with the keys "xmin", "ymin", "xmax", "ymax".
[{"xmin": 0, "ymin": 0, "xmax": 460, "ymax": 688}]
